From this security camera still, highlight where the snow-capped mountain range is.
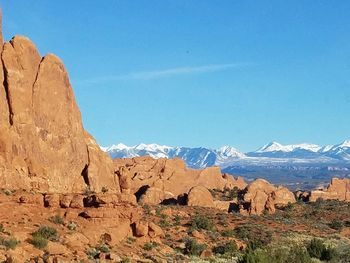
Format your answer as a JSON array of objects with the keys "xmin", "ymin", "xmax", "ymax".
[{"xmin": 102, "ymin": 140, "xmax": 350, "ymax": 169}]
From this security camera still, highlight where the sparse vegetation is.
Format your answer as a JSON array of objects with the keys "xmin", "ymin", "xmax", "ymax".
[
  {"xmin": 101, "ymin": 186, "xmax": 109, "ymax": 193},
  {"xmin": 213, "ymin": 240, "xmax": 238, "ymax": 256},
  {"xmin": 31, "ymin": 234, "xmax": 48, "ymax": 250},
  {"xmin": 234, "ymin": 224, "xmax": 273, "ymax": 249},
  {"xmin": 183, "ymin": 238, "xmax": 207, "ymax": 256},
  {"xmin": 0, "ymin": 236, "xmax": 20, "ymax": 250},
  {"xmin": 67, "ymin": 221, "xmax": 77, "ymax": 231},
  {"xmin": 143, "ymin": 241, "xmax": 158, "ymax": 251},
  {"xmin": 307, "ymin": 238, "xmax": 338, "ymax": 261},
  {"xmin": 329, "ymin": 220, "xmax": 343, "ymax": 230},
  {"xmin": 190, "ymin": 214, "xmax": 214, "ymax": 232},
  {"xmin": 49, "ymin": 214, "xmax": 64, "ymax": 225},
  {"xmin": 31, "ymin": 225, "xmax": 59, "ymax": 249}
]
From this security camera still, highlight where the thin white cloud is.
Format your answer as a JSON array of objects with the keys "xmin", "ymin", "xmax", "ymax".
[{"xmin": 75, "ymin": 62, "xmax": 253, "ymax": 85}]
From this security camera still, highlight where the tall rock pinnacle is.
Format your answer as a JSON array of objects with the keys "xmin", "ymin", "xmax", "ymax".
[{"xmin": 0, "ymin": 11, "xmax": 119, "ymax": 194}]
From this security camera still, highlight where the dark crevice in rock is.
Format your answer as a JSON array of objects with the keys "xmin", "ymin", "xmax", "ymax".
[
  {"xmin": 31, "ymin": 56, "xmax": 44, "ymax": 109},
  {"xmin": 81, "ymin": 164, "xmax": 90, "ymax": 186},
  {"xmin": 135, "ymin": 185, "xmax": 150, "ymax": 202},
  {"xmin": 1, "ymin": 56, "xmax": 13, "ymax": 125}
]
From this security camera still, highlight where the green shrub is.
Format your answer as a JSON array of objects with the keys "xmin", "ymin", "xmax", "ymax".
[
  {"xmin": 143, "ymin": 241, "xmax": 158, "ymax": 251},
  {"xmin": 0, "ymin": 237, "xmax": 20, "ymax": 250},
  {"xmin": 126, "ymin": 236, "xmax": 136, "ymax": 244},
  {"xmin": 221, "ymin": 229, "xmax": 235, "ymax": 237},
  {"xmin": 67, "ymin": 221, "xmax": 77, "ymax": 231},
  {"xmin": 86, "ymin": 247, "xmax": 99, "ymax": 259},
  {"xmin": 49, "ymin": 215, "xmax": 64, "ymax": 225},
  {"xmin": 0, "ymin": 224, "xmax": 4, "ymax": 233},
  {"xmin": 174, "ymin": 215, "xmax": 181, "ymax": 226},
  {"xmin": 101, "ymin": 186, "xmax": 109, "ymax": 193},
  {"xmin": 183, "ymin": 238, "xmax": 207, "ymax": 256},
  {"xmin": 213, "ymin": 241, "xmax": 238, "ymax": 256},
  {"xmin": 190, "ymin": 214, "xmax": 214, "ymax": 232},
  {"xmin": 329, "ymin": 220, "xmax": 343, "ymax": 230},
  {"xmin": 239, "ymin": 245, "xmax": 312, "ymax": 263},
  {"xmin": 159, "ymin": 218, "xmax": 171, "ymax": 228},
  {"xmin": 307, "ymin": 238, "xmax": 337, "ymax": 261},
  {"xmin": 95, "ymin": 243, "xmax": 110, "ymax": 253},
  {"xmin": 234, "ymin": 224, "xmax": 272, "ymax": 249},
  {"xmin": 30, "ymin": 235, "xmax": 48, "ymax": 250},
  {"xmin": 32, "ymin": 226, "xmax": 59, "ymax": 241},
  {"xmin": 239, "ymin": 249, "xmax": 270, "ymax": 263}
]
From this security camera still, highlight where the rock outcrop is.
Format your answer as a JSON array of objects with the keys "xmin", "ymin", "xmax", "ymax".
[
  {"xmin": 114, "ymin": 156, "xmax": 246, "ymax": 205},
  {"xmin": 0, "ymin": 14, "xmax": 118, "ymax": 194},
  {"xmin": 309, "ymin": 178, "xmax": 350, "ymax": 202},
  {"xmin": 187, "ymin": 186, "xmax": 215, "ymax": 208},
  {"xmin": 240, "ymin": 179, "xmax": 296, "ymax": 215}
]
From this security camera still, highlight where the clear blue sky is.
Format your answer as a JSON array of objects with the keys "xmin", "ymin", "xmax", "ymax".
[{"xmin": 2, "ymin": 1, "xmax": 350, "ymax": 152}]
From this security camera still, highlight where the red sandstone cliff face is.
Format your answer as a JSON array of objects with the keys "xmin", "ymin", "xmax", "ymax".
[{"xmin": 0, "ymin": 14, "xmax": 118, "ymax": 194}]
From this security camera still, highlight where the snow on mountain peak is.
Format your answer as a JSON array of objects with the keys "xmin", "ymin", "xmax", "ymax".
[
  {"xmin": 338, "ymin": 140, "xmax": 350, "ymax": 148},
  {"xmin": 256, "ymin": 142, "xmax": 321, "ymax": 153},
  {"xmin": 217, "ymin": 146, "xmax": 245, "ymax": 158},
  {"xmin": 256, "ymin": 142, "xmax": 284, "ymax": 152}
]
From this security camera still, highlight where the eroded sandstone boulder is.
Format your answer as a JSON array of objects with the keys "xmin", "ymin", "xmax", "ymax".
[
  {"xmin": 241, "ymin": 179, "xmax": 296, "ymax": 215},
  {"xmin": 187, "ymin": 185, "xmax": 215, "ymax": 208}
]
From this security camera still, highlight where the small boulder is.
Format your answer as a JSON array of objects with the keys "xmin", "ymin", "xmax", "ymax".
[{"xmin": 148, "ymin": 222, "xmax": 165, "ymax": 238}]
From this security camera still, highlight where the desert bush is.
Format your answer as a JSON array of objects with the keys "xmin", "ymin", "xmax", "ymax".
[
  {"xmin": 32, "ymin": 226, "xmax": 59, "ymax": 241},
  {"xmin": 213, "ymin": 240, "xmax": 238, "ymax": 256},
  {"xmin": 234, "ymin": 224, "xmax": 272, "ymax": 249},
  {"xmin": 67, "ymin": 221, "xmax": 77, "ymax": 231},
  {"xmin": 126, "ymin": 236, "xmax": 136, "ymax": 244},
  {"xmin": 0, "ymin": 237, "xmax": 20, "ymax": 250},
  {"xmin": 239, "ymin": 249, "xmax": 270, "ymax": 263},
  {"xmin": 174, "ymin": 215, "xmax": 182, "ymax": 226},
  {"xmin": 49, "ymin": 214, "xmax": 64, "ymax": 225},
  {"xmin": 183, "ymin": 238, "xmax": 207, "ymax": 256},
  {"xmin": 190, "ymin": 214, "xmax": 214, "ymax": 232},
  {"xmin": 101, "ymin": 186, "xmax": 109, "ymax": 193},
  {"xmin": 221, "ymin": 229, "xmax": 235, "ymax": 237},
  {"xmin": 143, "ymin": 241, "xmax": 158, "ymax": 251},
  {"xmin": 96, "ymin": 243, "xmax": 110, "ymax": 253},
  {"xmin": 239, "ymin": 245, "xmax": 311, "ymax": 263},
  {"xmin": 307, "ymin": 238, "xmax": 338, "ymax": 261},
  {"xmin": 31, "ymin": 234, "xmax": 48, "ymax": 249},
  {"xmin": 86, "ymin": 247, "xmax": 99, "ymax": 259},
  {"xmin": 329, "ymin": 220, "xmax": 343, "ymax": 230}
]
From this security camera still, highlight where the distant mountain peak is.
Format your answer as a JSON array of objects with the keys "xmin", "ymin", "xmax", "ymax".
[{"xmin": 255, "ymin": 142, "xmax": 321, "ymax": 153}]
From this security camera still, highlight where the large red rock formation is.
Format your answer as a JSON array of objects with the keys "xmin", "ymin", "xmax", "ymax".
[
  {"xmin": 240, "ymin": 179, "xmax": 296, "ymax": 215},
  {"xmin": 0, "ymin": 14, "xmax": 118, "ymax": 194},
  {"xmin": 114, "ymin": 156, "xmax": 247, "ymax": 204},
  {"xmin": 309, "ymin": 178, "xmax": 350, "ymax": 202}
]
